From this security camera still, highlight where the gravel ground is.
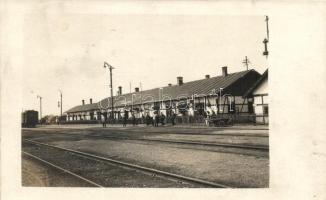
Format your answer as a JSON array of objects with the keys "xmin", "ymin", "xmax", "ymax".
[
  {"xmin": 23, "ymin": 128, "xmax": 269, "ymax": 157},
  {"xmin": 48, "ymin": 139, "xmax": 269, "ymax": 187},
  {"xmin": 22, "ymin": 154, "xmax": 95, "ymax": 187},
  {"xmin": 22, "ymin": 126, "xmax": 269, "ymax": 188},
  {"xmin": 138, "ymin": 134, "xmax": 268, "ymax": 146},
  {"xmin": 22, "ymin": 142, "xmax": 202, "ymax": 188},
  {"xmin": 23, "ymin": 126, "xmax": 269, "ymax": 147},
  {"xmin": 89, "ymin": 126, "xmax": 269, "ymax": 137}
]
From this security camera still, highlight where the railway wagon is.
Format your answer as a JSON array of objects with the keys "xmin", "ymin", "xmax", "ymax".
[{"xmin": 22, "ymin": 110, "xmax": 38, "ymax": 128}]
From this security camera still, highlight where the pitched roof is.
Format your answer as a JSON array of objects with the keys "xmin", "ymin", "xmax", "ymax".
[
  {"xmin": 65, "ymin": 102, "xmax": 99, "ymax": 113},
  {"xmin": 243, "ymin": 69, "xmax": 268, "ymax": 98},
  {"xmin": 66, "ymin": 69, "xmax": 261, "ymax": 113}
]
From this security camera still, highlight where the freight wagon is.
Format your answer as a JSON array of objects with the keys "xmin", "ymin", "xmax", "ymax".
[{"xmin": 21, "ymin": 110, "xmax": 38, "ymax": 128}]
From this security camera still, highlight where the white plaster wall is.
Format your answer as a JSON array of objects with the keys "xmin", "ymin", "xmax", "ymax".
[{"xmin": 253, "ymin": 78, "xmax": 268, "ymax": 95}]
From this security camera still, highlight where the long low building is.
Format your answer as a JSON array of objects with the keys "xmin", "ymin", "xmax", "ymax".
[{"xmin": 65, "ymin": 67, "xmax": 262, "ymax": 122}]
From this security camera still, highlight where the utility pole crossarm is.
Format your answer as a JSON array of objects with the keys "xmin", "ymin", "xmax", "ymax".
[{"xmin": 242, "ymin": 56, "xmax": 250, "ymax": 71}]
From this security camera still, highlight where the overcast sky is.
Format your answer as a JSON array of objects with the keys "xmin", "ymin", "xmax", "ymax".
[{"xmin": 22, "ymin": 14, "xmax": 268, "ymax": 116}]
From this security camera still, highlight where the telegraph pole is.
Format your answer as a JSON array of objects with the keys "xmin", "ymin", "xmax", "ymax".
[
  {"xmin": 37, "ymin": 95, "xmax": 42, "ymax": 121},
  {"xmin": 266, "ymin": 15, "xmax": 269, "ymax": 40},
  {"xmin": 242, "ymin": 56, "xmax": 250, "ymax": 71},
  {"xmin": 58, "ymin": 90, "xmax": 63, "ymax": 117},
  {"xmin": 61, "ymin": 92, "xmax": 62, "ymax": 117},
  {"xmin": 140, "ymin": 82, "xmax": 143, "ymax": 115},
  {"xmin": 104, "ymin": 62, "xmax": 115, "ymax": 121},
  {"xmin": 263, "ymin": 16, "xmax": 269, "ymax": 58}
]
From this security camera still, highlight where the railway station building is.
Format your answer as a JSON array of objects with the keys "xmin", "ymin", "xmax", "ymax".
[{"xmin": 65, "ymin": 67, "xmax": 262, "ymax": 124}]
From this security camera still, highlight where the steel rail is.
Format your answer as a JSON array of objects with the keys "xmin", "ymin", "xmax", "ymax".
[
  {"xmin": 22, "ymin": 151, "xmax": 103, "ymax": 187},
  {"xmin": 23, "ymin": 139, "xmax": 231, "ymax": 188},
  {"xmin": 24, "ymin": 133, "xmax": 268, "ymax": 151},
  {"xmin": 78, "ymin": 135, "xmax": 269, "ymax": 151},
  {"xmin": 22, "ymin": 127, "xmax": 269, "ymax": 137},
  {"xmin": 95, "ymin": 129, "xmax": 269, "ymax": 137}
]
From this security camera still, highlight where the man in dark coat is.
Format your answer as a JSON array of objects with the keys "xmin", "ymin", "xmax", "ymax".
[
  {"xmin": 131, "ymin": 113, "xmax": 136, "ymax": 126},
  {"xmin": 145, "ymin": 113, "xmax": 151, "ymax": 126},
  {"xmin": 151, "ymin": 116, "xmax": 154, "ymax": 126},
  {"xmin": 154, "ymin": 113, "xmax": 159, "ymax": 127},
  {"xmin": 101, "ymin": 112, "xmax": 107, "ymax": 128},
  {"xmin": 123, "ymin": 111, "xmax": 128, "ymax": 127},
  {"xmin": 171, "ymin": 112, "xmax": 176, "ymax": 126},
  {"xmin": 160, "ymin": 112, "xmax": 166, "ymax": 126}
]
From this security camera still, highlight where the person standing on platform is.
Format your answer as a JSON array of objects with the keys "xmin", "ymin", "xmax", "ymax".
[
  {"xmin": 145, "ymin": 113, "xmax": 151, "ymax": 126},
  {"xmin": 131, "ymin": 113, "xmax": 136, "ymax": 126},
  {"xmin": 101, "ymin": 112, "xmax": 107, "ymax": 128},
  {"xmin": 151, "ymin": 116, "xmax": 154, "ymax": 126},
  {"xmin": 123, "ymin": 110, "xmax": 128, "ymax": 127},
  {"xmin": 171, "ymin": 112, "xmax": 176, "ymax": 126},
  {"xmin": 205, "ymin": 111, "xmax": 210, "ymax": 126},
  {"xmin": 160, "ymin": 112, "xmax": 166, "ymax": 126},
  {"xmin": 154, "ymin": 113, "xmax": 159, "ymax": 127}
]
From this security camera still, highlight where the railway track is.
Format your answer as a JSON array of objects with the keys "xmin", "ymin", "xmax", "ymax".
[
  {"xmin": 23, "ymin": 139, "xmax": 231, "ymax": 188},
  {"xmin": 23, "ymin": 133, "xmax": 269, "ymax": 158},
  {"xmin": 22, "ymin": 151, "xmax": 103, "ymax": 187},
  {"xmin": 24, "ymin": 131, "xmax": 268, "ymax": 151},
  {"xmin": 99, "ymin": 129, "xmax": 269, "ymax": 138},
  {"xmin": 67, "ymin": 134, "xmax": 269, "ymax": 151},
  {"xmin": 23, "ymin": 127, "xmax": 269, "ymax": 138}
]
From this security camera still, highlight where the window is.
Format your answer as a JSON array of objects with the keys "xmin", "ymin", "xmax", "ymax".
[{"xmin": 263, "ymin": 105, "xmax": 269, "ymax": 115}]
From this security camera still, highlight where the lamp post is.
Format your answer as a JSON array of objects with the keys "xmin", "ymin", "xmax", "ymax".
[
  {"xmin": 104, "ymin": 62, "xmax": 115, "ymax": 121},
  {"xmin": 159, "ymin": 88, "xmax": 163, "ymax": 110},
  {"xmin": 37, "ymin": 95, "xmax": 42, "ymax": 121},
  {"xmin": 58, "ymin": 90, "xmax": 63, "ymax": 123}
]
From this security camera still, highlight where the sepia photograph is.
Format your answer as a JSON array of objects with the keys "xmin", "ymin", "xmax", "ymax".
[
  {"xmin": 1, "ymin": 1, "xmax": 326, "ymax": 200},
  {"xmin": 21, "ymin": 14, "xmax": 269, "ymax": 188}
]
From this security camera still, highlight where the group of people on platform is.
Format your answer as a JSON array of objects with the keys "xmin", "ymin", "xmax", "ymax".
[
  {"xmin": 144, "ymin": 112, "xmax": 176, "ymax": 127},
  {"xmin": 100, "ymin": 111, "xmax": 178, "ymax": 128},
  {"xmin": 100, "ymin": 110, "xmax": 220, "ymax": 128},
  {"xmin": 125, "ymin": 112, "xmax": 177, "ymax": 127}
]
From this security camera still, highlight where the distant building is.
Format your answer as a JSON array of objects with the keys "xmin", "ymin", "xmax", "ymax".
[
  {"xmin": 65, "ymin": 67, "xmax": 262, "ymax": 123},
  {"xmin": 244, "ymin": 69, "xmax": 268, "ymax": 124}
]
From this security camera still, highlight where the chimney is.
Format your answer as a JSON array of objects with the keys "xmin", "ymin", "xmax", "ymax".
[
  {"xmin": 177, "ymin": 76, "xmax": 183, "ymax": 86},
  {"xmin": 135, "ymin": 87, "xmax": 140, "ymax": 92},
  {"xmin": 82, "ymin": 100, "xmax": 85, "ymax": 105},
  {"xmin": 205, "ymin": 75, "xmax": 210, "ymax": 79},
  {"xmin": 168, "ymin": 83, "xmax": 172, "ymax": 87},
  {"xmin": 222, "ymin": 66, "xmax": 228, "ymax": 77},
  {"xmin": 118, "ymin": 86, "xmax": 122, "ymax": 95},
  {"xmin": 90, "ymin": 98, "xmax": 93, "ymax": 104}
]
